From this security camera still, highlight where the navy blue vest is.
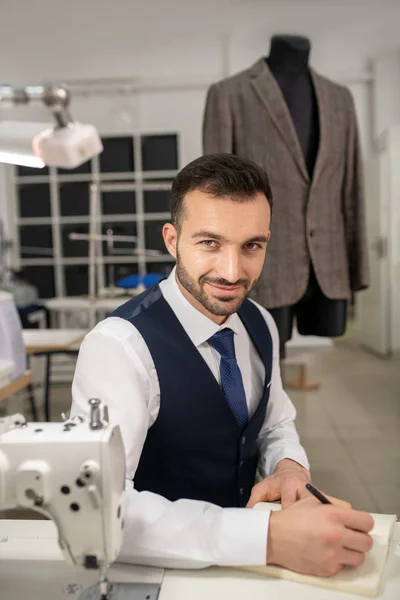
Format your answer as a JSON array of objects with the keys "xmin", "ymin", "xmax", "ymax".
[{"xmin": 111, "ymin": 283, "xmax": 273, "ymax": 508}]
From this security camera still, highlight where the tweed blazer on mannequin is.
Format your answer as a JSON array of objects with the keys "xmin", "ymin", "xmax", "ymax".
[{"xmin": 203, "ymin": 58, "xmax": 369, "ymax": 308}]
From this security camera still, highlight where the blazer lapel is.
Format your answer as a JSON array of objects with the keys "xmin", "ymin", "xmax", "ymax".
[
  {"xmin": 249, "ymin": 58, "xmax": 309, "ymax": 183},
  {"xmin": 309, "ymin": 69, "xmax": 330, "ymax": 187}
]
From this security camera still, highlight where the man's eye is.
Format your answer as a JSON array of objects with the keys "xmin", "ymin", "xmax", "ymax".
[
  {"xmin": 201, "ymin": 240, "xmax": 218, "ymax": 248},
  {"xmin": 245, "ymin": 243, "xmax": 261, "ymax": 251}
]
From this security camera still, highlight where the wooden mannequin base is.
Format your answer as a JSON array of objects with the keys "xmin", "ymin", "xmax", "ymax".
[{"xmin": 283, "ymin": 362, "xmax": 321, "ymax": 392}]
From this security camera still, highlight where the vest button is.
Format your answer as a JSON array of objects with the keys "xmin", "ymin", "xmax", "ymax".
[
  {"xmin": 239, "ymin": 461, "xmax": 244, "ymax": 468},
  {"xmin": 240, "ymin": 488, "xmax": 244, "ymax": 495},
  {"xmin": 242, "ymin": 437, "xmax": 246, "ymax": 445}
]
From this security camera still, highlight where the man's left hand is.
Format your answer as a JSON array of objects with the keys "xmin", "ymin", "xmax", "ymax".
[{"xmin": 246, "ymin": 458, "xmax": 312, "ymax": 509}]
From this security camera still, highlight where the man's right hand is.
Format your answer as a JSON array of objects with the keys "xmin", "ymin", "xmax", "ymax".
[{"xmin": 267, "ymin": 497, "xmax": 375, "ymax": 577}]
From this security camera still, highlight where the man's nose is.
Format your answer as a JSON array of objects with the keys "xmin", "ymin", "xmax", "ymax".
[{"xmin": 217, "ymin": 249, "xmax": 243, "ymax": 283}]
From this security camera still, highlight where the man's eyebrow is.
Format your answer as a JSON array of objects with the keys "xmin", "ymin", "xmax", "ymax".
[
  {"xmin": 191, "ymin": 230, "xmax": 227, "ymax": 241},
  {"xmin": 246, "ymin": 235, "xmax": 269, "ymax": 243},
  {"xmin": 191, "ymin": 231, "xmax": 269, "ymax": 244}
]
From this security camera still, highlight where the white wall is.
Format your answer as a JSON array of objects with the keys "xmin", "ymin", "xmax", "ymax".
[
  {"xmin": 0, "ymin": 1, "xmax": 400, "ymax": 163},
  {"xmin": 372, "ymin": 50, "xmax": 400, "ymax": 141},
  {"xmin": 1, "ymin": 0, "xmax": 400, "ymax": 83},
  {"xmin": 0, "ymin": 165, "xmax": 10, "ymax": 237}
]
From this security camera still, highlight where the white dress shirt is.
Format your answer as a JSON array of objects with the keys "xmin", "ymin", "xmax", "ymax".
[{"xmin": 71, "ymin": 268, "xmax": 309, "ymax": 569}]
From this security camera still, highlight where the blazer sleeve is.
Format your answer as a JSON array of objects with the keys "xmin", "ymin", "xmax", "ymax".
[
  {"xmin": 202, "ymin": 82, "xmax": 234, "ymax": 154},
  {"xmin": 343, "ymin": 90, "xmax": 370, "ymax": 292}
]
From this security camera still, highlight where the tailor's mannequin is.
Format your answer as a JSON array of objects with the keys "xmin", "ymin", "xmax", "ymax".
[
  {"xmin": 266, "ymin": 35, "xmax": 319, "ymax": 177},
  {"xmin": 265, "ymin": 35, "xmax": 347, "ymax": 352}
]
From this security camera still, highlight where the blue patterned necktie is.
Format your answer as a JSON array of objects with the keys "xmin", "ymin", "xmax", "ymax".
[{"xmin": 208, "ymin": 328, "xmax": 248, "ymax": 428}]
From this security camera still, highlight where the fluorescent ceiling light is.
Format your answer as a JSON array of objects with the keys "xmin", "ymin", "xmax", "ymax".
[
  {"xmin": 0, "ymin": 151, "xmax": 44, "ymax": 168},
  {"xmin": 0, "ymin": 120, "xmax": 103, "ymax": 169},
  {"xmin": 0, "ymin": 121, "xmax": 50, "ymax": 169},
  {"xmin": 0, "ymin": 85, "xmax": 103, "ymax": 169}
]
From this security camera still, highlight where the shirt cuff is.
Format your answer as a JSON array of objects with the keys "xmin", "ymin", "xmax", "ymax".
[
  {"xmin": 215, "ymin": 507, "xmax": 271, "ymax": 566},
  {"xmin": 267, "ymin": 446, "xmax": 310, "ymax": 476}
]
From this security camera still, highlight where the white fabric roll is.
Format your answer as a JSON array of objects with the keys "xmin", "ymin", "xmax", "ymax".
[{"xmin": 0, "ymin": 291, "xmax": 26, "ymax": 379}]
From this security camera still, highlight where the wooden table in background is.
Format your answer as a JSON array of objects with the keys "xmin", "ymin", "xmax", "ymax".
[
  {"xmin": 22, "ymin": 329, "xmax": 87, "ymax": 421},
  {"xmin": 0, "ymin": 371, "xmax": 33, "ymax": 403}
]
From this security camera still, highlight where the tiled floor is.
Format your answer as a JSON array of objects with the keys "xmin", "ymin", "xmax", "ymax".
[
  {"xmin": 288, "ymin": 338, "xmax": 400, "ymax": 517},
  {"xmin": 2, "ymin": 336, "xmax": 400, "ymax": 519}
]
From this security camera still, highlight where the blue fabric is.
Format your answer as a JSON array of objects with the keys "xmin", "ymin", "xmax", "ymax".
[
  {"xmin": 17, "ymin": 304, "xmax": 41, "ymax": 315},
  {"xmin": 111, "ymin": 285, "xmax": 273, "ymax": 508},
  {"xmin": 208, "ymin": 328, "xmax": 248, "ymax": 428},
  {"xmin": 115, "ymin": 273, "xmax": 164, "ymax": 289}
]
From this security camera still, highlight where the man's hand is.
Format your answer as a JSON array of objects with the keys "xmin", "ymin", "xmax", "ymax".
[
  {"xmin": 247, "ymin": 458, "xmax": 312, "ymax": 508},
  {"xmin": 266, "ymin": 497, "xmax": 374, "ymax": 577}
]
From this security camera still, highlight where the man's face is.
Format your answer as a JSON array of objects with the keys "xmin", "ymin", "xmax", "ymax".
[{"xmin": 163, "ymin": 190, "xmax": 271, "ymax": 322}]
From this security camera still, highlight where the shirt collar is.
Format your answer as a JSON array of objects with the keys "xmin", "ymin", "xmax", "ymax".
[{"xmin": 159, "ymin": 267, "xmax": 242, "ymax": 347}]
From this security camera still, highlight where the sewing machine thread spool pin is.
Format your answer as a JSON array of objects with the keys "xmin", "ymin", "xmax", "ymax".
[{"xmin": 89, "ymin": 399, "xmax": 103, "ymax": 430}]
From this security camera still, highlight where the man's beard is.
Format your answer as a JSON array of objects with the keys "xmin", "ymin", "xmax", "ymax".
[{"xmin": 175, "ymin": 249, "xmax": 253, "ymax": 317}]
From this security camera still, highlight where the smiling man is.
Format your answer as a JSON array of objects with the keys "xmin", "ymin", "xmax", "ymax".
[{"xmin": 71, "ymin": 153, "xmax": 373, "ymax": 576}]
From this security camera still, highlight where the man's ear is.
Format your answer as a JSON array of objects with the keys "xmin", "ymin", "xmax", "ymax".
[{"xmin": 162, "ymin": 223, "xmax": 178, "ymax": 258}]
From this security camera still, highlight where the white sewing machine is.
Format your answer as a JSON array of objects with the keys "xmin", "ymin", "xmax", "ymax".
[
  {"xmin": 0, "ymin": 399, "xmax": 156, "ymax": 600},
  {"xmin": 1, "ymin": 402, "xmax": 400, "ymax": 600}
]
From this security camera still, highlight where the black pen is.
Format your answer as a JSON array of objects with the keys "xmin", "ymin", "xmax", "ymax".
[{"xmin": 305, "ymin": 483, "xmax": 332, "ymax": 505}]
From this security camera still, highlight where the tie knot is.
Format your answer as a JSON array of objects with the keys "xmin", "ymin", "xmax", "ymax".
[{"xmin": 208, "ymin": 328, "xmax": 236, "ymax": 359}]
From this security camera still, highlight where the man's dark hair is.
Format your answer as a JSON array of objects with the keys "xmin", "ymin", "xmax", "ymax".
[{"xmin": 171, "ymin": 153, "xmax": 273, "ymax": 231}]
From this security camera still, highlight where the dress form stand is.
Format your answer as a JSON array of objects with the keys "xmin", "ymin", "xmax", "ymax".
[{"xmin": 267, "ymin": 35, "xmax": 322, "ymax": 392}]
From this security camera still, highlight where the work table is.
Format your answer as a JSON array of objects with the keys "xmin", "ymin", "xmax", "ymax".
[{"xmin": 1, "ymin": 519, "xmax": 400, "ymax": 600}]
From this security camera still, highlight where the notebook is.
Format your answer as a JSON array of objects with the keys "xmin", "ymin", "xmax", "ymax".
[{"xmin": 239, "ymin": 502, "xmax": 397, "ymax": 598}]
